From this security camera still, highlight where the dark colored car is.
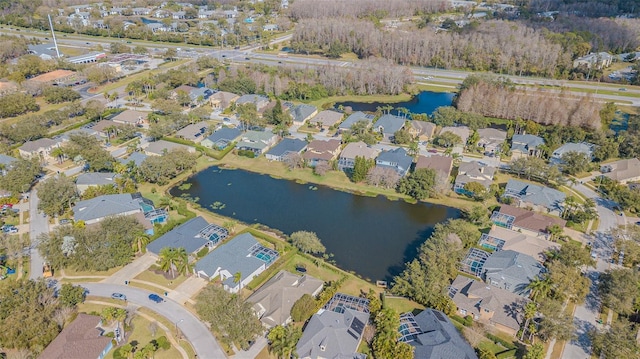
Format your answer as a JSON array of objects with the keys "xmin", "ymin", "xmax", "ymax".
[{"xmin": 148, "ymin": 293, "xmax": 164, "ymax": 303}]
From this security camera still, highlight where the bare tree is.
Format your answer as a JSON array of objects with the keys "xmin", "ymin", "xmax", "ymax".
[
  {"xmin": 313, "ymin": 162, "xmax": 331, "ymax": 176},
  {"xmin": 283, "ymin": 152, "xmax": 305, "ymax": 170}
]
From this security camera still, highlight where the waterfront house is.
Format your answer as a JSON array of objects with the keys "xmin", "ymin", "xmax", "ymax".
[
  {"xmin": 454, "ymin": 161, "xmax": 496, "ymax": 195},
  {"xmin": 303, "ymin": 139, "xmax": 342, "ymax": 167},
  {"xmin": 338, "ymin": 111, "xmax": 375, "ymax": 132},
  {"xmin": 375, "ymin": 147, "xmax": 413, "ymax": 177},
  {"xmin": 195, "ymin": 233, "xmax": 279, "ymax": 293},
  {"xmin": 408, "ymin": 121, "xmax": 437, "ymax": 142},
  {"xmin": 235, "ymin": 131, "xmax": 279, "ymax": 156},
  {"xmin": 482, "ymin": 250, "xmax": 545, "ymax": 296},
  {"xmin": 338, "ymin": 141, "xmax": 380, "ymax": 171},
  {"xmin": 247, "ymin": 270, "xmax": 324, "ymax": 328},
  {"xmin": 503, "ymin": 179, "xmax": 566, "ymax": 215},
  {"xmin": 146, "ymin": 216, "xmax": 228, "ymax": 256},
  {"xmin": 265, "ymin": 138, "xmax": 307, "ymax": 161},
  {"xmin": 491, "ymin": 204, "xmax": 566, "ymax": 239},
  {"xmin": 290, "ymin": 104, "xmax": 318, "ymax": 126},
  {"xmin": 374, "ymin": 114, "xmax": 405, "ymax": 141},
  {"xmin": 143, "ymin": 140, "xmax": 196, "ymax": 156},
  {"xmin": 415, "ymin": 155, "xmax": 453, "ymax": 178},
  {"xmin": 202, "ymin": 128, "xmax": 242, "ymax": 150},
  {"xmin": 477, "ymin": 128, "xmax": 507, "ymax": 155}
]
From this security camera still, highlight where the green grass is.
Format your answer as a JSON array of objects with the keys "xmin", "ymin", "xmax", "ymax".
[
  {"xmin": 385, "ymin": 297, "xmax": 425, "ymax": 314},
  {"xmin": 134, "ymin": 268, "xmax": 189, "ymax": 290},
  {"xmin": 306, "ymin": 93, "xmax": 413, "ymax": 110}
]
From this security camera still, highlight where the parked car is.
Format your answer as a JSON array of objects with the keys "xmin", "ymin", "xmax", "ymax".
[
  {"xmin": 59, "ymin": 219, "xmax": 72, "ymax": 225},
  {"xmin": 148, "ymin": 293, "xmax": 164, "ymax": 303},
  {"xmin": 111, "ymin": 293, "xmax": 127, "ymax": 301}
]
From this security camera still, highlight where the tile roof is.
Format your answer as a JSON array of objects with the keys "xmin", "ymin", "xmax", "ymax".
[
  {"xmin": 247, "ymin": 270, "xmax": 324, "ymax": 327},
  {"xmin": 496, "ymin": 204, "xmax": 566, "ymax": 233},
  {"xmin": 290, "ymin": 104, "xmax": 317, "ymax": 123},
  {"xmin": 440, "ymin": 126, "xmax": 470, "ymax": 143},
  {"xmin": 38, "ymin": 313, "xmax": 111, "ymax": 359}
]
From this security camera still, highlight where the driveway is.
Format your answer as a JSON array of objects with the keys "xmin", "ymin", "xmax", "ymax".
[
  {"xmin": 80, "ymin": 283, "xmax": 226, "ymax": 359},
  {"xmin": 561, "ymin": 183, "xmax": 619, "ymax": 359},
  {"xmin": 102, "ymin": 252, "xmax": 157, "ymax": 285},
  {"xmin": 29, "ymin": 189, "xmax": 49, "ymax": 279}
]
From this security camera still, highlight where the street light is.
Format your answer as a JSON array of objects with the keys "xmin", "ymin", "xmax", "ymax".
[{"xmin": 175, "ymin": 319, "xmax": 184, "ymax": 339}]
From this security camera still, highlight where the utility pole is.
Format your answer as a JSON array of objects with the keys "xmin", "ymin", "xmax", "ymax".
[{"xmin": 48, "ymin": 14, "xmax": 61, "ymax": 58}]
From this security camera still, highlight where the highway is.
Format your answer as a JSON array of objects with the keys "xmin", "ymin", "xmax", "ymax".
[{"xmin": 2, "ymin": 27, "xmax": 639, "ymax": 106}]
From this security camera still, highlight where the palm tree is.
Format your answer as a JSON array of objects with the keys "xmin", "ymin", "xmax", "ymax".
[
  {"xmin": 175, "ymin": 247, "xmax": 191, "ymax": 276},
  {"xmin": 397, "ymin": 107, "xmax": 410, "ymax": 119},
  {"xmin": 521, "ymin": 301, "xmax": 537, "ymax": 341},
  {"xmin": 50, "ymin": 147, "xmax": 65, "ymax": 164},
  {"xmin": 527, "ymin": 276, "xmax": 552, "ymax": 302},
  {"xmin": 158, "ymin": 247, "xmax": 180, "ymax": 279},
  {"xmin": 133, "ymin": 234, "xmax": 150, "ymax": 255},
  {"xmin": 233, "ymin": 271, "xmax": 242, "ymax": 290},
  {"xmin": 546, "ymin": 224, "xmax": 564, "ymax": 242}
]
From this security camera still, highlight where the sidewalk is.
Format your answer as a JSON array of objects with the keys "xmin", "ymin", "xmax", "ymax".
[
  {"xmin": 168, "ymin": 276, "xmax": 208, "ymax": 305},
  {"xmin": 102, "ymin": 252, "xmax": 156, "ymax": 285}
]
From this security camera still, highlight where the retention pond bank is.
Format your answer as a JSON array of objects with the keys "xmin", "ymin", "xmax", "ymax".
[{"xmin": 171, "ymin": 166, "xmax": 460, "ymax": 282}]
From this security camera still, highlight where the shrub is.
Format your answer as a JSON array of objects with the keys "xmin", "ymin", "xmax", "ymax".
[
  {"xmin": 290, "ymin": 294, "xmax": 317, "ymax": 322},
  {"xmin": 237, "ymin": 150, "xmax": 256, "ymax": 158},
  {"xmin": 463, "ymin": 315, "xmax": 474, "ymax": 327},
  {"xmin": 155, "ymin": 336, "xmax": 171, "ymax": 350}
]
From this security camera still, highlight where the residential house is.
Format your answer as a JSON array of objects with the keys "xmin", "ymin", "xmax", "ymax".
[
  {"xmin": 303, "ymin": 139, "xmax": 341, "ymax": 167},
  {"xmin": 482, "ymin": 250, "xmax": 545, "ymax": 296},
  {"xmin": 0, "ymin": 154, "xmax": 16, "ymax": 175},
  {"xmin": 374, "ymin": 114, "xmax": 405, "ymax": 141},
  {"xmin": 144, "ymin": 140, "xmax": 196, "ymax": 156},
  {"xmin": 600, "ymin": 158, "xmax": 640, "ymax": 184},
  {"xmin": 338, "ymin": 111, "xmax": 375, "ymax": 132},
  {"xmin": 146, "ymin": 22, "xmax": 170, "ymax": 32},
  {"xmin": 247, "ymin": 270, "xmax": 324, "ymax": 328},
  {"xmin": 440, "ymin": 126, "xmax": 470, "ymax": 145},
  {"xmin": 449, "ymin": 275, "xmax": 526, "ymax": 336},
  {"xmin": 236, "ymin": 94, "xmax": 271, "ymax": 113},
  {"xmin": 415, "ymin": 155, "xmax": 453, "ymax": 178},
  {"xmin": 111, "ymin": 110, "xmax": 147, "ymax": 128},
  {"xmin": 573, "ymin": 52, "xmax": 614, "ymax": 69},
  {"xmin": 195, "ymin": 233, "xmax": 279, "ymax": 293},
  {"xmin": 338, "ymin": 141, "xmax": 380, "ymax": 171},
  {"xmin": 290, "ymin": 104, "xmax": 318, "ymax": 126},
  {"xmin": 132, "ymin": 7, "xmax": 151, "ymax": 15},
  {"xmin": 491, "ymin": 204, "xmax": 567, "ymax": 239},
  {"xmin": 235, "ymin": 131, "xmax": 279, "ymax": 156},
  {"xmin": 75, "ymin": 172, "xmax": 118, "ymax": 195},
  {"xmin": 18, "ymin": 138, "xmax": 61, "ymax": 160},
  {"xmin": 375, "ymin": 147, "xmax": 413, "ymax": 177},
  {"xmin": 477, "ymin": 128, "xmax": 507, "ymax": 155},
  {"xmin": 265, "ymin": 138, "xmax": 307, "ymax": 161},
  {"xmin": 172, "ymin": 85, "xmax": 214, "ymax": 106},
  {"xmin": 408, "ymin": 121, "xmax": 437, "ymax": 142},
  {"xmin": 309, "ymin": 110, "xmax": 343, "ymax": 130},
  {"xmin": 175, "ymin": 123, "xmax": 209, "ymax": 143},
  {"xmin": 118, "ymin": 152, "xmax": 148, "ymax": 167},
  {"xmin": 503, "ymin": 179, "xmax": 566, "ymax": 214},
  {"xmin": 551, "ymin": 142, "xmax": 594, "ymax": 164},
  {"xmin": 146, "ymin": 216, "xmax": 228, "ymax": 256},
  {"xmin": 510, "ymin": 134, "xmax": 544, "ymax": 159},
  {"xmin": 398, "ymin": 310, "xmax": 478, "ymax": 359},
  {"xmin": 480, "ymin": 226, "xmax": 559, "ymax": 262},
  {"xmin": 202, "ymin": 128, "xmax": 242, "ymax": 150},
  {"xmin": 38, "ymin": 313, "xmax": 113, "ymax": 359},
  {"xmin": 172, "ymin": 10, "xmax": 186, "ymax": 19},
  {"xmin": 454, "ymin": 161, "xmax": 496, "ymax": 195},
  {"xmin": 91, "ymin": 120, "xmax": 125, "ymax": 139},
  {"xmin": 210, "ymin": 91, "xmax": 239, "ymax": 110},
  {"xmin": 263, "ymin": 24, "xmax": 279, "ymax": 31},
  {"xmin": 72, "ymin": 193, "xmax": 167, "ymax": 228},
  {"xmin": 297, "ymin": 293, "xmax": 370, "ymax": 359}
]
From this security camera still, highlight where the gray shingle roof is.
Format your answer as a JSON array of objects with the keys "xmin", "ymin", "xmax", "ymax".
[
  {"xmin": 374, "ymin": 114, "xmax": 405, "ymax": 134},
  {"xmin": 73, "ymin": 194, "xmax": 141, "ymax": 222},
  {"xmin": 376, "ymin": 147, "xmax": 412, "ymax": 175},
  {"xmin": 0, "ymin": 154, "xmax": 17, "ymax": 167},
  {"xmin": 266, "ymin": 138, "xmax": 307, "ymax": 158},
  {"xmin": 290, "ymin": 104, "xmax": 317, "ymax": 123},
  {"xmin": 511, "ymin": 134, "xmax": 544, "ymax": 153},
  {"xmin": 118, "ymin": 152, "xmax": 148, "ymax": 167},
  {"xmin": 504, "ymin": 179, "xmax": 566, "ymax": 211},
  {"xmin": 19, "ymin": 138, "xmax": 58, "ymax": 153},
  {"xmin": 75, "ymin": 172, "xmax": 118, "ymax": 186},
  {"xmin": 339, "ymin": 111, "xmax": 374, "ymax": 130},
  {"xmin": 482, "ymin": 250, "xmax": 545, "ymax": 295},
  {"xmin": 296, "ymin": 308, "xmax": 369, "ymax": 359},
  {"xmin": 551, "ymin": 142, "xmax": 594, "ymax": 161},
  {"xmin": 147, "ymin": 216, "xmax": 225, "ymax": 255},
  {"xmin": 195, "ymin": 233, "xmax": 267, "ymax": 285},
  {"xmin": 407, "ymin": 309, "xmax": 478, "ymax": 359},
  {"xmin": 204, "ymin": 127, "xmax": 242, "ymax": 146},
  {"xmin": 144, "ymin": 140, "xmax": 194, "ymax": 155}
]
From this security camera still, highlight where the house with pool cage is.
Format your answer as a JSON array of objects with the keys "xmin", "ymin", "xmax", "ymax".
[
  {"xmin": 146, "ymin": 216, "xmax": 228, "ymax": 257},
  {"xmin": 195, "ymin": 232, "xmax": 279, "ymax": 293}
]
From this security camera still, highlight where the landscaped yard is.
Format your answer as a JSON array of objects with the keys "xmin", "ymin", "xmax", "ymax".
[{"xmin": 134, "ymin": 266, "xmax": 189, "ymax": 290}]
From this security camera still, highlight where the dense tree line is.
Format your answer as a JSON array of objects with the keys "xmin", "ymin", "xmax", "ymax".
[
  {"xmin": 138, "ymin": 148, "xmax": 198, "ymax": 185},
  {"xmin": 63, "ymin": 133, "xmax": 115, "ymax": 172},
  {"xmin": 292, "ymin": 19, "xmax": 570, "ymax": 77},
  {"xmin": 529, "ymin": 0, "xmax": 640, "ymax": 17},
  {"xmin": 456, "ymin": 76, "xmax": 603, "ymax": 129},
  {"xmin": 42, "ymin": 86, "xmax": 81, "ymax": 104},
  {"xmin": 38, "ymin": 215, "xmax": 144, "ymax": 271},
  {"xmin": 0, "ymin": 158, "xmax": 41, "ymax": 195},
  {"xmin": 0, "ymin": 92, "xmax": 39, "ymax": 118},
  {"xmin": 289, "ymin": 0, "xmax": 448, "ymax": 19},
  {"xmin": 0, "ymin": 34, "xmax": 30, "ymax": 63}
]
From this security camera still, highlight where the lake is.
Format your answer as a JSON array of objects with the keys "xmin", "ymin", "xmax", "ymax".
[
  {"xmin": 171, "ymin": 167, "xmax": 460, "ymax": 281},
  {"xmin": 335, "ymin": 91, "xmax": 455, "ymax": 116}
]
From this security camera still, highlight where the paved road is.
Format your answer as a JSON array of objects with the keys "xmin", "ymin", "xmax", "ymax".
[
  {"xmin": 29, "ymin": 189, "xmax": 49, "ymax": 280},
  {"xmin": 561, "ymin": 184, "xmax": 621, "ymax": 359},
  {"xmin": 81, "ymin": 283, "xmax": 226, "ymax": 359}
]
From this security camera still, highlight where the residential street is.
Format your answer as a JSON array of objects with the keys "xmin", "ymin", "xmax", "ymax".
[
  {"xmin": 80, "ymin": 283, "xmax": 226, "ymax": 359},
  {"xmin": 561, "ymin": 183, "xmax": 621, "ymax": 359},
  {"xmin": 28, "ymin": 189, "xmax": 49, "ymax": 280}
]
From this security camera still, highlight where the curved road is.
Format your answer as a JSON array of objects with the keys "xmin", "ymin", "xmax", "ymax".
[
  {"xmin": 561, "ymin": 183, "xmax": 621, "ymax": 359},
  {"xmin": 81, "ymin": 283, "xmax": 226, "ymax": 359}
]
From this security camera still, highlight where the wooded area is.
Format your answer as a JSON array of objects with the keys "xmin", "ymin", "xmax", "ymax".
[
  {"xmin": 292, "ymin": 19, "xmax": 571, "ymax": 77},
  {"xmin": 288, "ymin": 0, "xmax": 448, "ymax": 19},
  {"xmin": 456, "ymin": 76, "xmax": 603, "ymax": 129}
]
